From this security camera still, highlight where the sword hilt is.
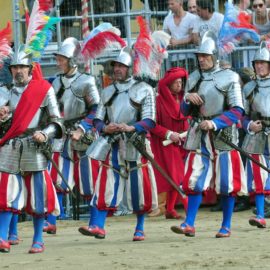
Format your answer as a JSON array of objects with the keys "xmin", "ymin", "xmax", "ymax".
[{"xmin": 126, "ymin": 132, "xmax": 146, "ymax": 152}]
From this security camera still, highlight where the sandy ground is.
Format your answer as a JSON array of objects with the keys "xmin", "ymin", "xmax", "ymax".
[{"xmin": 1, "ymin": 207, "xmax": 270, "ymax": 270}]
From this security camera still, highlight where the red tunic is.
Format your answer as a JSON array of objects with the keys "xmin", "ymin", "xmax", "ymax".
[
  {"xmin": 150, "ymin": 67, "xmax": 189, "ymax": 193},
  {"xmin": 150, "ymin": 93, "xmax": 189, "ymax": 193}
]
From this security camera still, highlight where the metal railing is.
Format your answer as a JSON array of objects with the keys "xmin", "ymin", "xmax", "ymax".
[{"xmin": 12, "ymin": 0, "xmax": 257, "ymax": 77}]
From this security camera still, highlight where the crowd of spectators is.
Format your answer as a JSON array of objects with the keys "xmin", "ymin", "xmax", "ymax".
[{"xmin": 159, "ymin": 0, "xmax": 270, "ymax": 72}]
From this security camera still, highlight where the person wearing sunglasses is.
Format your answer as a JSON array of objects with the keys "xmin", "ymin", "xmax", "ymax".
[{"xmin": 251, "ymin": 0, "xmax": 270, "ymax": 41}]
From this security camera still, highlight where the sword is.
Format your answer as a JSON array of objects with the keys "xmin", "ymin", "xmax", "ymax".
[
  {"xmin": 126, "ymin": 132, "xmax": 186, "ymax": 198},
  {"xmin": 216, "ymin": 131, "xmax": 270, "ymax": 174},
  {"xmin": 39, "ymin": 142, "xmax": 77, "ymax": 199}
]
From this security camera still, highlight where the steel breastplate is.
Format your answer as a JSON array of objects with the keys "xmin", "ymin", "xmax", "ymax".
[
  {"xmin": 106, "ymin": 90, "xmax": 139, "ymax": 124},
  {"xmin": 57, "ymin": 73, "xmax": 99, "ymax": 120},
  {"xmin": 59, "ymin": 74, "xmax": 86, "ymax": 120},
  {"xmin": 251, "ymin": 79, "xmax": 270, "ymax": 118},
  {"xmin": 104, "ymin": 80, "xmax": 140, "ymax": 124},
  {"xmin": 197, "ymin": 73, "xmax": 225, "ymax": 117}
]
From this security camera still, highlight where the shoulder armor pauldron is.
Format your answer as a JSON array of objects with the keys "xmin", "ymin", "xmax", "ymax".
[
  {"xmin": 213, "ymin": 69, "xmax": 240, "ymax": 93},
  {"xmin": 185, "ymin": 70, "xmax": 201, "ymax": 93},
  {"xmin": 101, "ymin": 84, "xmax": 117, "ymax": 105},
  {"xmin": 0, "ymin": 85, "xmax": 10, "ymax": 106},
  {"xmin": 52, "ymin": 76, "xmax": 62, "ymax": 93},
  {"xmin": 129, "ymin": 81, "xmax": 153, "ymax": 104},
  {"xmin": 69, "ymin": 73, "xmax": 87, "ymax": 98},
  {"xmin": 243, "ymin": 80, "xmax": 257, "ymax": 99}
]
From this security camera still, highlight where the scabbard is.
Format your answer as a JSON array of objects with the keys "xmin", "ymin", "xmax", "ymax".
[
  {"xmin": 126, "ymin": 132, "xmax": 186, "ymax": 198},
  {"xmin": 40, "ymin": 143, "xmax": 77, "ymax": 199},
  {"xmin": 219, "ymin": 134, "xmax": 270, "ymax": 173}
]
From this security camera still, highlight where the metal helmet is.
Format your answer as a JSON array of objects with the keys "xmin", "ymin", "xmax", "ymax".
[
  {"xmin": 113, "ymin": 46, "xmax": 133, "ymax": 67},
  {"xmin": 10, "ymin": 45, "xmax": 32, "ymax": 67},
  {"xmin": 54, "ymin": 37, "xmax": 81, "ymax": 68},
  {"xmin": 252, "ymin": 41, "xmax": 270, "ymax": 64},
  {"xmin": 104, "ymin": 46, "xmax": 133, "ymax": 76},
  {"xmin": 195, "ymin": 31, "xmax": 218, "ymax": 65}
]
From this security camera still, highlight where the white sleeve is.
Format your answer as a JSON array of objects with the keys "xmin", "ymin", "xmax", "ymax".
[
  {"xmin": 163, "ymin": 16, "xmax": 170, "ymax": 33},
  {"xmin": 192, "ymin": 17, "xmax": 199, "ymax": 33}
]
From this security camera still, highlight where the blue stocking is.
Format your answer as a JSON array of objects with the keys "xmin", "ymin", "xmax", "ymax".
[
  {"xmin": 47, "ymin": 214, "xmax": 57, "ymax": 226},
  {"xmin": 135, "ymin": 214, "xmax": 145, "ymax": 236},
  {"xmin": 8, "ymin": 213, "xmax": 19, "ymax": 240},
  {"xmin": 184, "ymin": 194, "xmax": 202, "ymax": 227},
  {"xmin": 88, "ymin": 206, "xmax": 98, "ymax": 227},
  {"xmin": 95, "ymin": 210, "xmax": 108, "ymax": 229},
  {"xmin": 0, "ymin": 212, "xmax": 13, "ymax": 241},
  {"xmin": 255, "ymin": 194, "xmax": 265, "ymax": 218},
  {"xmin": 57, "ymin": 193, "xmax": 65, "ymax": 219},
  {"xmin": 33, "ymin": 217, "xmax": 45, "ymax": 248},
  {"xmin": 219, "ymin": 195, "xmax": 235, "ymax": 233},
  {"xmin": 46, "ymin": 193, "xmax": 64, "ymax": 226}
]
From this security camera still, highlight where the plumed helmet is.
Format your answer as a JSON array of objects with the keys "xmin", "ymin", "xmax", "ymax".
[
  {"xmin": 252, "ymin": 41, "xmax": 270, "ymax": 64},
  {"xmin": 54, "ymin": 37, "xmax": 81, "ymax": 68},
  {"xmin": 195, "ymin": 31, "xmax": 218, "ymax": 64},
  {"xmin": 113, "ymin": 46, "xmax": 132, "ymax": 67},
  {"xmin": 10, "ymin": 45, "xmax": 32, "ymax": 67},
  {"xmin": 104, "ymin": 46, "xmax": 133, "ymax": 76}
]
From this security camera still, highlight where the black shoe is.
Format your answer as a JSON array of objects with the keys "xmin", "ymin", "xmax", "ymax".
[
  {"xmin": 210, "ymin": 202, "xmax": 222, "ymax": 212},
  {"xmin": 234, "ymin": 202, "xmax": 251, "ymax": 212}
]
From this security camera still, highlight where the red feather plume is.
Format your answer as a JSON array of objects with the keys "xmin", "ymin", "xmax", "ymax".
[
  {"xmin": 133, "ymin": 16, "xmax": 152, "ymax": 73},
  {"xmin": 38, "ymin": 0, "xmax": 53, "ymax": 12},
  {"xmin": 0, "ymin": 22, "xmax": 12, "ymax": 68},
  {"xmin": 133, "ymin": 16, "xmax": 153, "ymax": 77},
  {"xmin": 81, "ymin": 31, "xmax": 126, "ymax": 59}
]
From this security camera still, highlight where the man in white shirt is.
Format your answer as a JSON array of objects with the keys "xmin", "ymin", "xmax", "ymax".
[
  {"xmin": 192, "ymin": 0, "xmax": 224, "ymax": 45},
  {"xmin": 163, "ymin": 0, "xmax": 197, "ymax": 68}
]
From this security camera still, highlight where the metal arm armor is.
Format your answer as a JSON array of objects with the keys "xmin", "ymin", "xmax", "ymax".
[
  {"xmin": 0, "ymin": 86, "xmax": 10, "ymax": 106},
  {"xmin": 185, "ymin": 69, "xmax": 201, "ymax": 93},
  {"xmin": 41, "ymin": 87, "xmax": 64, "ymax": 138},
  {"xmin": 129, "ymin": 81, "xmax": 156, "ymax": 121},
  {"xmin": 213, "ymin": 69, "xmax": 244, "ymax": 110}
]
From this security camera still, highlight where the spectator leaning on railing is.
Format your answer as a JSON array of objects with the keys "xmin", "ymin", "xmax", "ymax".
[
  {"xmin": 163, "ymin": 0, "xmax": 197, "ymax": 68},
  {"xmin": 191, "ymin": 0, "xmax": 224, "ymax": 45},
  {"xmin": 250, "ymin": 0, "xmax": 270, "ymax": 42}
]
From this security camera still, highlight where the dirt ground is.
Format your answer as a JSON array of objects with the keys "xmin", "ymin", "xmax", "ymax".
[{"xmin": 1, "ymin": 207, "xmax": 270, "ymax": 270}]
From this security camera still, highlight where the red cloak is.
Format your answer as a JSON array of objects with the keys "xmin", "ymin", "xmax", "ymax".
[
  {"xmin": 150, "ymin": 67, "xmax": 189, "ymax": 193},
  {"xmin": 0, "ymin": 79, "xmax": 51, "ymax": 146}
]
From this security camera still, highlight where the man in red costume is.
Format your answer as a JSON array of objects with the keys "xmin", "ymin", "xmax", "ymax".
[
  {"xmin": 150, "ymin": 67, "xmax": 189, "ymax": 218},
  {"xmin": 0, "ymin": 46, "xmax": 63, "ymax": 254}
]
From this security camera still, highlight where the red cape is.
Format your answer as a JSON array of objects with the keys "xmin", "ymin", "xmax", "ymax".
[
  {"xmin": 150, "ymin": 67, "xmax": 189, "ymax": 192},
  {"xmin": 0, "ymin": 79, "xmax": 51, "ymax": 146}
]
